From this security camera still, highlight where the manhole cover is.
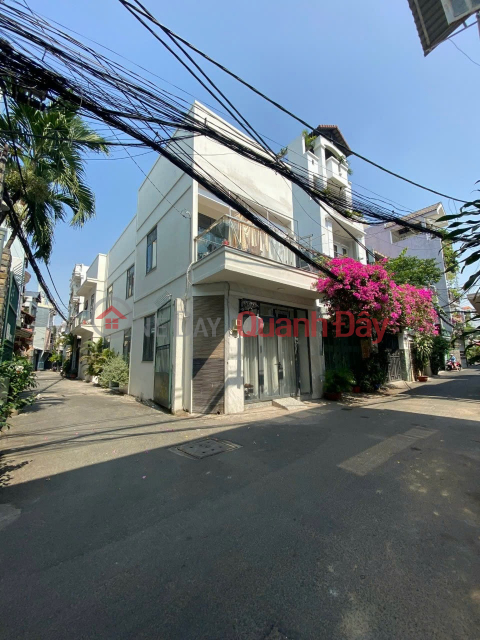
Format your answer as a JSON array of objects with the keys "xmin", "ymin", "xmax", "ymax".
[{"xmin": 171, "ymin": 438, "xmax": 242, "ymax": 459}]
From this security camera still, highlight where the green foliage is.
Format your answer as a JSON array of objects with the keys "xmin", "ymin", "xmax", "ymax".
[
  {"xmin": 430, "ymin": 335, "xmax": 451, "ymax": 375},
  {"xmin": 0, "ymin": 96, "xmax": 109, "ymax": 260},
  {"xmin": 438, "ymin": 197, "xmax": 480, "ymax": 292},
  {"xmin": 0, "ymin": 354, "xmax": 37, "ymax": 430},
  {"xmin": 80, "ymin": 338, "xmax": 114, "ymax": 377},
  {"xmin": 354, "ymin": 351, "xmax": 389, "ymax": 392},
  {"xmin": 302, "ymin": 129, "xmax": 317, "ymax": 153},
  {"xmin": 467, "ymin": 344, "xmax": 480, "ymax": 365},
  {"xmin": 412, "ymin": 333, "xmax": 434, "ymax": 375},
  {"xmin": 62, "ymin": 357, "xmax": 71, "ymax": 375},
  {"xmin": 442, "ymin": 241, "xmax": 459, "ymax": 282},
  {"xmin": 99, "ymin": 355, "xmax": 129, "ymax": 388},
  {"xmin": 324, "ymin": 368, "xmax": 355, "ymax": 393},
  {"xmin": 385, "ymin": 249, "xmax": 442, "ymax": 289}
]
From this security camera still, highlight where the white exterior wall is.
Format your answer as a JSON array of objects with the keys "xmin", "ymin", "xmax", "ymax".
[
  {"xmin": 129, "ymin": 134, "xmax": 195, "ymax": 403},
  {"xmin": 67, "ymin": 101, "xmax": 329, "ymax": 413},
  {"xmin": 103, "ymin": 218, "xmax": 136, "ymax": 358},
  {"xmin": 286, "ymin": 133, "xmax": 366, "ymax": 262}
]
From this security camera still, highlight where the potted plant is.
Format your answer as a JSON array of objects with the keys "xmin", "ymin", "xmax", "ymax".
[
  {"xmin": 413, "ymin": 334, "xmax": 434, "ymax": 382},
  {"xmin": 323, "ymin": 368, "xmax": 355, "ymax": 401}
]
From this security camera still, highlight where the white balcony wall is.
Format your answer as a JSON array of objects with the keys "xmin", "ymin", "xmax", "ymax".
[{"xmin": 192, "ymin": 102, "xmax": 293, "ymax": 220}]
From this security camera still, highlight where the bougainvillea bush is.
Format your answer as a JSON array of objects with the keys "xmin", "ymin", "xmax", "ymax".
[{"xmin": 316, "ymin": 257, "xmax": 438, "ymax": 336}]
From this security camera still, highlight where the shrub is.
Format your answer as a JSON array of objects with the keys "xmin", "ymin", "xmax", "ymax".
[
  {"xmin": 81, "ymin": 339, "xmax": 115, "ymax": 377},
  {"xmin": 0, "ymin": 354, "xmax": 37, "ymax": 430},
  {"xmin": 354, "ymin": 351, "xmax": 389, "ymax": 392},
  {"xmin": 99, "ymin": 355, "xmax": 129, "ymax": 388},
  {"xmin": 324, "ymin": 368, "xmax": 355, "ymax": 393}
]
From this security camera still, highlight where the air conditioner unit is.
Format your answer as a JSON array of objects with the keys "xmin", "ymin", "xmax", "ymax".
[
  {"xmin": 407, "ymin": 0, "xmax": 480, "ymax": 55},
  {"xmin": 441, "ymin": 0, "xmax": 480, "ymax": 23}
]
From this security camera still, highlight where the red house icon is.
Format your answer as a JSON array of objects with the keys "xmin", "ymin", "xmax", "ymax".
[{"xmin": 96, "ymin": 305, "xmax": 127, "ymax": 330}]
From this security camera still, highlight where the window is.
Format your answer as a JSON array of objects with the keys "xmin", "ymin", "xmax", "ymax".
[
  {"xmin": 126, "ymin": 265, "xmax": 134, "ymax": 299},
  {"xmin": 106, "ymin": 284, "xmax": 113, "ymax": 309},
  {"xmin": 123, "ymin": 327, "xmax": 132, "ymax": 363},
  {"xmin": 142, "ymin": 314, "xmax": 155, "ymax": 361},
  {"xmin": 104, "ymin": 336, "xmax": 111, "ymax": 351},
  {"xmin": 90, "ymin": 293, "xmax": 95, "ymax": 320},
  {"xmin": 333, "ymin": 244, "xmax": 348, "ymax": 258},
  {"xmin": 146, "ymin": 227, "xmax": 157, "ymax": 273}
]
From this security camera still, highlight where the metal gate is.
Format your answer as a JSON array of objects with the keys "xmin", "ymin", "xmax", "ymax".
[
  {"xmin": 380, "ymin": 333, "xmax": 402, "ymax": 382},
  {"xmin": 153, "ymin": 301, "xmax": 172, "ymax": 410},
  {"xmin": 386, "ymin": 352, "xmax": 402, "ymax": 381}
]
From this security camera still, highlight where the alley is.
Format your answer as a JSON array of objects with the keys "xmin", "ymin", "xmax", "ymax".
[{"xmin": 0, "ymin": 370, "xmax": 479, "ymax": 639}]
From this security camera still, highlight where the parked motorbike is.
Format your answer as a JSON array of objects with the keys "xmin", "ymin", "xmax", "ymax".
[{"xmin": 446, "ymin": 361, "xmax": 462, "ymax": 371}]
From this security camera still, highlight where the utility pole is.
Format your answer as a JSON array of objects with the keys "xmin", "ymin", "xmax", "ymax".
[{"xmin": 0, "ymin": 143, "xmax": 12, "ymax": 350}]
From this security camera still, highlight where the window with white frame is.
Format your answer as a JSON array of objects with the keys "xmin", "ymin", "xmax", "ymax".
[
  {"xmin": 142, "ymin": 314, "xmax": 155, "ymax": 361},
  {"xmin": 126, "ymin": 265, "xmax": 134, "ymax": 298},
  {"xmin": 106, "ymin": 284, "xmax": 113, "ymax": 309},
  {"xmin": 146, "ymin": 227, "xmax": 157, "ymax": 274}
]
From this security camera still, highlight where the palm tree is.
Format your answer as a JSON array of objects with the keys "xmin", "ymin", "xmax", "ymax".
[{"xmin": 0, "ymin": 97, "xmax": 109, "ymax": 260}]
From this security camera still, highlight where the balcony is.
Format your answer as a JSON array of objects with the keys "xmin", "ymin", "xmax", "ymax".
[
  {"xmin": 193, "ymin": 215, "xmax": 321, "ymax": 297},
  {"xmin": 76, "ymin": 277, "xmax": 99, "ymax": 298},
  {"xmin": 71, "ymin": 309, "xmax": 94, "ymax": 336},
  {"xmin": 325, "ymin": 156, "xmax": 349, "ymax": 185}
]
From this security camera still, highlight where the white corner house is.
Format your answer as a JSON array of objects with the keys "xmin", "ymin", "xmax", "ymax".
[
  {"xmin": 364, "ymin": 203, "xmax": 453, "ymax": 333},
  {"xmin": 67, "ymin": 102, "xmax": 369, "ymax": 413}
]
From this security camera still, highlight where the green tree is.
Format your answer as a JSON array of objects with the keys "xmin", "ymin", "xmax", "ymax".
[
  {"xmin": 0, "ymin": 96, "xmax": 108, "ymax": 260},
  {"xmin": 80, "ymin": 339, "xmax": 114, "ymax": 377},
  {"xmin": 385, "ymin": 249, "xmax": 442, "ymax": 288}
]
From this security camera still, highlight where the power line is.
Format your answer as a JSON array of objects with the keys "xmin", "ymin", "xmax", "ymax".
[
  {"xmin": 122, "ymin": 0, "xmax": 468, "ymax": 204},
  {"xmin": 16, "ymin": 6, "xmax": 418, "ymax": 217},
  {"xmin": 0, "ymin": 4, "xmax": 466, "ymax": 244},
  {"xmin": 449, "ymin": 39, "xmax": 480, "ymax": 68}
]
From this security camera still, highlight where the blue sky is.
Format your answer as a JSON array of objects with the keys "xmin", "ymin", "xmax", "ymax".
[{"xmin": 24, "ymin": 0, "xmax": 480, "ymax": 313}]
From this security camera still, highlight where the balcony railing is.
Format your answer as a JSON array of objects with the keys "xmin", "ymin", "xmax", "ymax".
[
  {"xmin": 326, "ymin": 156, "xmax": 348, "ymax": 183},
  {"xmin": 73, "ymin": 309, "xmax": 93, "ymax": 329},
  {"xmin": 195, "ymin": 214, "xmax": 320, "ymax": 272}
]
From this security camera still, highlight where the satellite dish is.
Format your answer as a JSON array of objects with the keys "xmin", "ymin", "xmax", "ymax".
[{"xmin": 407, "ymin": 0, "xmax": 480, "ymax": 55}]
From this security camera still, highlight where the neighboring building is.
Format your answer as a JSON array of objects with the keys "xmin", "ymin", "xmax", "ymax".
[
  {"xmin": 407, "ymin": 0, "xmax": 480, "ymax": 56},
  {"xmin": 67, "ymin": 101, "xmax": 330, "ymax": 413},
  {"xmin": 68, "ymin": 256, "xmax": 107, "ymax": 376},
  {"xmin": 14, "ymin": 270, "xmax": 36, "ymax": 358},
  {"xmin": 0, "ymin": 226, "xmax": 28, "ymax": 360},
  {"xmin": 365, "ymin": 203, "xmax": 453, "ymax": 333},
  {"xmin": 25, "ymin": 290, "xmax": 56, "ymax": 370},
  {"xmin": 286, "ymin": 126, "xmax": 367, "ymax": 264}
]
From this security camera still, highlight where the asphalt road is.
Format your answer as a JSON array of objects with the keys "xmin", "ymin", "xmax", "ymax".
[{"xmin": 0, "ymin": 370, "xmax": 479, "ymax": 639}]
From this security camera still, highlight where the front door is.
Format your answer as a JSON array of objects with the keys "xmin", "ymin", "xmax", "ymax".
[
  {"xmin": 153, "ymin": 302, "xmax": 172, "ymax": 410},
  {"xmin": 258, "ymin": 306, "xmax": 297, "ymax": 400}
]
